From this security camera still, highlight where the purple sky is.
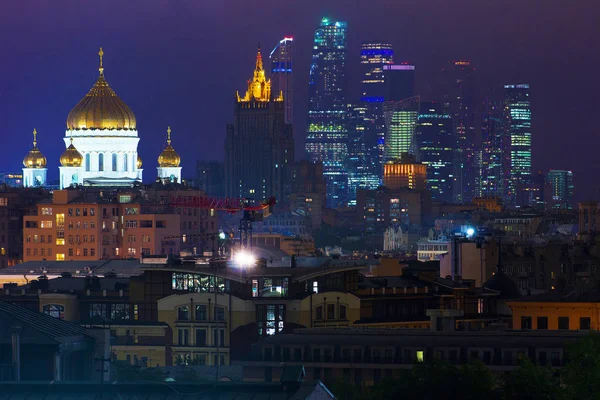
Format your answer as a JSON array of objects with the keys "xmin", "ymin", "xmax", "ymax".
[{"xmin": 1, "ymin": 0, "xmax": 598, "ymax": 199}]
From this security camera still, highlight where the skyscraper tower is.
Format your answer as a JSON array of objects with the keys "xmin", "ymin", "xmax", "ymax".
[
  {"xmin": 305, "ymin": 17, "xmax": 349, "ymax": 208},
  {"xmin": 504, "ymin": 84, "xmax": 532, "ymax": 204},
  {"xmin": 416, "ymin": 102, "xmax": 455, "ymax": 203},
  {"xmin": 480, "ymin": 97, "xmax": 507, "ymax": 199},
  {"xmin": 359, "ymin": 43, "xmax": 395, "ymax": 180},
  {"xmin": 546, "ymin": 170, "xmax": 574, "ymax": 210},
  {"xmin": 442, "ymin": 61, "xmax": 477, "ymax": 204},
  {"xmin": 270, "ymin": 37, "xmax": 294, "ymax": 125},
  {"xmin": 225, "ymin": 47, "xmax": 294, "ymax": 201},
  {"xmin": 383, "ymin": 96, "xmax": 420, "ymax": 162}
]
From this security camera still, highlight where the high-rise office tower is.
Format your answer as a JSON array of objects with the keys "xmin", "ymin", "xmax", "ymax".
[
  {"xmin": 504, "ymin": 84, "xmax": 532, "ymax": 205},
  {"xmin": 546, "ymin": 170, "xmax": 574, "ymax": 210},
  {"xmin": 442, "ymin": 61, "xmax": 477, "ymax": 204},
  {"xmin": 479, "ymin": 97, "xmax": 507, "ymax": 199},
  {"xmin": 384, "ymin": 63, "xmax": 416, "ymax": 102},
  {"xmin": 270, "ymin": 37, "xmax": 293, "ymax": 125},
  {"xmin": 359, "ymin": 43, "xmax": 394, "ymax": 178},
  {"xmin": 305, "ymin": 17, "xmax": 349, "ymax": 208},
  {"xmin": 225, "ymin": 47, "xmax": 294, "ymax": 201},
  {"xmin": 416, "ymin": 102, "xmax": 454, "ymax": 203},
  {"xmin": 346, "ymin": 103, "xmax": 379, "ymax": 205},
  {"xmin": 383, "ymin": 96, "xmax": 420, "ymax": 162}
]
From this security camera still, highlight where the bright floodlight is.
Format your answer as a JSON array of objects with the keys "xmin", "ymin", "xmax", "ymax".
[
  {"xmin": 466, "ymin": 228, "xmax": 475, "ymax": 237},
  {"xmin": 234, "ymin": 250, "xmax": 256, "ymax": 267},
  {"xmin": 219, "ymin": 232, "xmax": 226, "ymax": 240}
]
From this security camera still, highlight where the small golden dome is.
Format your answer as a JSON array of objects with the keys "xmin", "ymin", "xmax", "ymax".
[
  {"xmin": 137, "ymin": 155, "xmax": 143, "ymax": 169},
  {"xmin": 60, "ymin": 138, "xmax": 83, "ymax": 167},
  {"xmin": 23, "ymin": 129, "xmax": 47, "ymax": 169},
  {"xmin": 157, "ymin": 126, "xmax": 181, "ymax": 167},
  {"xmin": 66, "ymin": 47, "xmax": 136, "ymax": 131}
]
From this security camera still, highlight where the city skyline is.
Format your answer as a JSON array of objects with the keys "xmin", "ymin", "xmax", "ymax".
[{"xmin": 1, "ymin": 0, "xmax": 598, "ymax": 200}]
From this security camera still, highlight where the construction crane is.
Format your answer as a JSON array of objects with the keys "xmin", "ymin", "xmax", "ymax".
[{"xmin": 169, "ymin": 195, "xmax": 276, "ymax": 252}]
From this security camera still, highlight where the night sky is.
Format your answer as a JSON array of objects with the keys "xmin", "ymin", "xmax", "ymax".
[{"xmin": 1, "ymin": 0, "xmax": 598, "ymax": 200}]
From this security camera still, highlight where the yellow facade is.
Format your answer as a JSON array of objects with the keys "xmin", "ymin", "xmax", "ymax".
[
  {"xmin": 110, "ymin": 324, "xmax": 169, "ymax": 367},
  {"xmin": 157, "ymin": 291, "xmax": 361, "ymax": 366},
  {"xmin": 508, "ymin": 300, "xmax": 600, "ymax": 330},
  {"xmin": 383, "ymin": 162, "xmax": 427, "ymax": 191}
]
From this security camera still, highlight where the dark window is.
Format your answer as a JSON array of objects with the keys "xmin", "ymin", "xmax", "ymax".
[
  {"xmin": 195, "ymin": 305, "xmax": 207, "ymax": 320},
  {"xmin": 342, "ymin": 349, "xmax": 351, "ymax": 362},
  {"xmin": 265, "ymin": 367, "xmax": 272, "ymax": 382},
  {"xmin": 340, "ymin": 305, "xmax": 347, "ymax": 320},
  {"xmin": 178, "ymin": 306, "xmax": 189, "ymax": 320},
  {"xmin": 316, "ymin": 306, "xmax": 323, "ymax": 320},
  {"xmin": 195, "ymin": 329, "xmax": 206, "ymax": 346},
  {"xmin": 282, "ymin": 347, "xmax": 291, "ymax": 361},
  {"xmin": 313, "ymin": 367, "xmax": 321, "ymax": 380},
  {"xmin": 353, "ymin": 348, "xmax": 362, "ymax": 363},
  {"xmin": 449, "ymin": 350, "xmax": 458, "ymax": 363},
  {"xmin": 354, "ymin": 369, "xmax": 362, "ymax": 385},
  {"xmin": 551, "ymin": 352, "xmax": 561, "ymax": 366},
  {"xmin": 294, "ymin": 348, "xmax": 302, "ymax": 361},
  {"xmin": 215, "ymin": 306, "xmax": 225, "ymax": 321},
  {"xmin": 521, "ymin": 316, "xmax": 532, "ymax": 330},
  {"xmin": 580, "ymin": 317, "xmax": 591, "ymax": 330},
  {"xmin": 256, "ymin": 304, "xmax": 285, "ymax": 336},
  {"xmin": 327, "ymin": 304, "xmax": 335, "ymax": 319},
  {"xmin": 503, "ymin": 351, "xmax": 513, "ymax": 365},
  {"xmin": 483, "ymin": 351, "xmax": 491, "ymax": 364},
  {"xmin": 110, "ymin": 303, "xmax": 130, "ymax": 320},
  {"xmin": 178, "ymin": 329, "xmax": 189, "ymax": 346},
  {"xmin": 312, "ymin": 348, "xmax": 320, "ymax": 362},
  {"xmin": 537, "ymin": 316, "xmax": 548, "ymax": 330},
  {"xmin": 324, "ymin": 348, "xmax": 332, "ymax": 362},
  {"xmin": 373, "ymin": 369, "xmax": 382, "ymax": 384},
  {"xmin": 372, "ymin": 349, "xmax": 381, "ymax": 362},
  {"xmin": 538, "ymin": 351, "xmax": 547, "ymax": 365},
  {"xmin": 264, "ymin": 348, "xmax": 273, "ymax": 361},
  {"xmin": 558, "ymin": 317, "xmax": 569, "ymax": 330},
  {"xmin": 99, "ymin": 153, "xmax": 104, "ymax": 171}
]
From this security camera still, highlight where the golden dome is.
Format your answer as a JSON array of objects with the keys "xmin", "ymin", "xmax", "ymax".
[
  {"xmin": 157, "ymin": 126, "xmax": 181, "ymax": 167},
  {"xmin": 60, "ymin": 138, "xmax": 83, "ymax": 167},
  {"xmin": 23, "ymin": 129, "xmax": 47, "ymax": 169},
  {"xmin": 137, "ymin": 155, "xmax": 143, "ymax": 169},
  {"xmin": 66, "ymin": 47, "xmax": 136, "ymax": 131}
]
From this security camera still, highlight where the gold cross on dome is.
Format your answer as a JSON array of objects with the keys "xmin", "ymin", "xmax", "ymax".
[
  {"xmin": 98, "ymin": 47, "xmax": 104, "ymax": 75},
  {"xmin": 33, "ymin": 128, "xmax": 37, "ymax": 146}
]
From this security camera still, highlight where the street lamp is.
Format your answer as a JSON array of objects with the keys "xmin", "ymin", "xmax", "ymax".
[{"xmin": 234, "ymin": 250, "xmax": 256, "ymax": 268}]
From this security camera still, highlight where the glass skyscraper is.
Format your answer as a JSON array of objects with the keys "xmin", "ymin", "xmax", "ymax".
[
  {"xmin": 479, "ymin": 97, "xmax": 507, "ymax": 199},
  {"xmin": 546, "ymin": 170, "xmax": 574, "ymax": 210},
  {"xmin": 383, "ymin": 96, "xmax": 420, "ymax": 162},
  {"xmin": 416, "ymin": 102, "xmax": 454, "ymax": 203},
  {"xmin": 360, "ymin": 43, "xmax": 394, "ymax": 178},
  {"xmin": 442, "ymin": 61, "xmax": 477, "ymax": 204},
  {"xmin": 270, "ymin": 37, "xmax": 294, "ymax": 125},
  {"xmin": 504, "ymin": 84, "xmax": 532, "ymax": 203},
  {"xmin": 305, "ymin": 17, "xmax": 349, "ymax": 208}
]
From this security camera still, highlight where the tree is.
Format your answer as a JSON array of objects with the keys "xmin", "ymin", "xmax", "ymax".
[
  {"xmin": 562, "ymin": 333, "xmax": 600, "ymax": 400},
  {"xmin": 502, "ymin": 358, "xmax": 562, "ymax": 400}
]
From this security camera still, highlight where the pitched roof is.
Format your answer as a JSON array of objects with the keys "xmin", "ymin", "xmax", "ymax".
[{"xmin": 0, "ymin": 300, "xmax": 88, "ymax": 342}]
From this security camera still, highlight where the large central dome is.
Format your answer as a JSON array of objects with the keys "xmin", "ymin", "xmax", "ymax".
[{"xmin": 66, "ymin": 48, "xmax": 136, "ymax": 131}]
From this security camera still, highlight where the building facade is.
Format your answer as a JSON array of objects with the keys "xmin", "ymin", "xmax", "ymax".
[
  {"xmin": 383, "ymin": 96, "xmax": 420, "ymax": 162},
  {"xmin": 442, "ymin": 61, "xmax": 478, "ymax": 204},
  {"xmin": 305, "ymin": 17, "xmax": 349, "ymax": 208},
  {"xmin": 270, "ymin": 37, "xmax": 294, "ymax": 125},
  {"xmin": 225, "ymin": 48, "xmax": 294, "ymax": 202},
  {"xmin": 504, "ymin": 84, "xmax": 532, "ymax": 205},
  {"xmin": 545, "ymin": 170, "xmax": 574, "ymax": 210},
  {"xmin": 416, "ymin": 102, "xmax": 454, "ymax": 203}
]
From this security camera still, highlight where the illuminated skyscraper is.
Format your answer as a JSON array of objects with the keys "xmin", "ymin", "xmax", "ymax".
[
  {"xmin": 479, "ymin": 97, "xmax": 507, "ymax": 199},
  {"xmin": 270, "ymin": 37, "xmax": 293, "ymax": 125},
  {"xmin": 346, "ymin": 103, "xmax": 379, "ymax": 205},
  {"xmin": 416, "ymin": 102, "xmax": 454, "ymax": 203},
  {"xmin": 305, "ymin": 17, "xmax": 349, "ymax": 208},
  {"xmin": 383, "ymin": 96, "xmax": 420, "ymax": 162},
  {"xmin": 442, "ymin": 61, "xmax": 477, "ymax": 204},
  {"xmin": 225, "ymin": 47, "xmax": 294, "ymax": 201},
  {"xmin": 359, "ymin": 43, "xmax": 395, "ymax": 180},
  {"xmin": 504, "ymin": 84, "xmax": 532, "ymax": 203},
  {"xmin": 546, "ymin": 170, "xmax": 573, "ymax": 210}
]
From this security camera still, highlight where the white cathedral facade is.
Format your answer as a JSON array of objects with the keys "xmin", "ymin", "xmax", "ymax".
[{"xmin": 22, "ymin": 48, "xmax": 182, "ymax": 189}]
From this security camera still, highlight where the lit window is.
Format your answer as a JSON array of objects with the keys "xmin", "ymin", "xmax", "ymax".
[
  {"xmin": 43, "ymin": 304, "xmax": 65, "ymax": 319},
  {"xmin": 416, "ymin": 350, "xmax": 424, "ymax": 362},
  {"xmin": 56, "ymin": 253, "xmax": 65, "ymax": 261}
]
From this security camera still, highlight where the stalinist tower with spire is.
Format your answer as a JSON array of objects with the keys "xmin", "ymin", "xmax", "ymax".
[{"xmin": 224, "ymin": 46, "xmax": 294, "ymax": 201}]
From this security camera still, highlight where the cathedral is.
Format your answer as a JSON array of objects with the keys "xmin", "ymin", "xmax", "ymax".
[{"xmin": 22, "ymin": 48, "xmax": 182, "ymax": 188}]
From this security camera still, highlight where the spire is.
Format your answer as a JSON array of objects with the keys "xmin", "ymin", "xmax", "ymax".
[
  {"xmin": 98, "ymin": 47, "xmax": 104, "ymax": 76},
  {"xmin": 32, "ymin": 128, "xmax": 37, "ymax": 147},
  {"xmin": 167, "ymin": 126, "xmax": 172, "ymax": 146},
  {"xmin": 255, "ymin": 44, "xmax": 263, "ymax": 71}
]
